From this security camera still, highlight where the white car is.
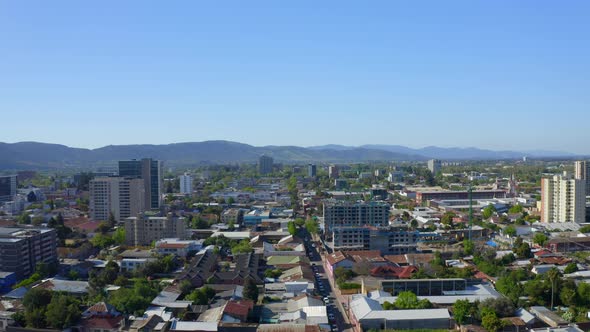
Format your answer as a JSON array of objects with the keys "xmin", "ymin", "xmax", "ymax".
[{"xmin": 323, "ymin": 297, "xmax": 330, "ymax": 303}]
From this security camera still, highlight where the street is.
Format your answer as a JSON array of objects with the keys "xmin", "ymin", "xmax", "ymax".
[{"xmin": 302, "ymin": 231, "xmax": 354, "ymax": 332}]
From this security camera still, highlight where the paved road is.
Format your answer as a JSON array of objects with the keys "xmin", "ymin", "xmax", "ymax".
[{"xmin": 302, "ymin": 231, "xmax": 354, "ymax": 332}]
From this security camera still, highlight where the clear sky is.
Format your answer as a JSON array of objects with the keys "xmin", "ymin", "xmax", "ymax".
[{"xmin": 1, "ymin": 1, "xmax": 589, "ymax": 153}]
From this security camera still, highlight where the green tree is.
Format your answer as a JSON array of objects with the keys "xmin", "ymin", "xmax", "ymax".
[
  {"xmin": 514, "ymin": 240, "xmax": 532, "ymax": 259},
  {"xmin": 577, "ymin": 282, "xmax": 590, "ymax": 306},
  {"xmin": 463, "ymin": 239, "xmax": 474, "ymax": 255},
  {"xmin": 441, "ymin": 212, "xmax": 455, "ymax": 226},
  {"xmin": 287, "ymin": 221, "xmax": 297, "ymax": 235},
  {"xmin": 231, "ymin": 239, "xmax": 253, "ymax": 255},
  {"xmin": 453, "ymin": 299, "xmax": 472, "ymax": 325},
  {"xmin": 394, "ymin": 291, "xmax": 432, "ymax": 309},
  {"xmin": 45, "ymin": 294, "xmax": 81, "ymax": 329},
  {"xmin": 23, "ymin": 288, "xmax": 53, "ymax": 328},
  {"xmin": 91, "ymin": 233, "xmax": 115, "ymax": 249},
  {"xmin": 504, "ymin": 225, "xmax": 517, "ymax": 237},
  {"xmin": 482, "ymin": 204, "xmax": 496, "ymax": 220},
  {"xmin": 112, "ymin": 227, "xmax": 126, "ymax": 244},
  {"xmin": 508, "ymin": 205, "xmax": 524, "ymax": 214},
  {"xmin": 305, "ymin": 219, "xmax": 319, "ymax": 234},
  {"xmin": 186, "ymin": 286, "xmax": 216, "ymax": 305},
  {"xmin": 179, "ymin": 280, "xmax": 193, "ymax": 295},
  {"xmin": 108, "ymin": 212, "xmax": 117, "ymax": 227},
  {"xmin": 243, "ymin": 278, "xmax": 259, "ymax": 302},
  {"xmin": 533, "ymin": 233, "xmax": 549, "ymax": 247},
  {"xmin": 481, "ymin": 308, "xmax": 504, "ymax": 332},
  {"xmin": 564, "ymin": 263, "xmax": 578, "ymax": 274},
  {"xmin": 410, "ymin": 219, "xmax": 419, "ymax": 230}
]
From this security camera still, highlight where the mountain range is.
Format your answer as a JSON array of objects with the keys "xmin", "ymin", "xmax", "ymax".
[{"xmin": 0, "ymin": 141, "xmax": 578, "ymax": 170}]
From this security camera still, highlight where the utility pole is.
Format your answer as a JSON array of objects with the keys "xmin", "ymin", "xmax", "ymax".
[{"xmin": 468, "ymin": 185, "xmax": 473, "ymax": 242}]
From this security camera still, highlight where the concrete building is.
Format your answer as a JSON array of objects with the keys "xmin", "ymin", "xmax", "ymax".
[
  {"xmin": 416, "ymin": 189, "xmax": 507, "ymax": 204},
  {"xmin": 125, "ymin": 214, "xmax": 187, "ymax": 246},
  {"xmin": 0, "ymin": 227, "xmax": 57, "ymax": 280},
  {"xmin": 328, "ymin": 165, "xmax": 338, "ymax": 179},
  {"xmin": 323, "ymin": 200, "xmax": 390, "ymax": 240},
  {"xmin": 332, "ymin": 226, "xmax": 418, "ymax": 255},
  {"xmin": 89, "ymin": 177, "xmax": 145, "ymax": 222},
  {"xmin": 0, "ymin": 175, "xmax": 17, "ymax": 203},
  {"xmin": 308, "ymin": 164, "xmax": 317, "ymax": 177},
  {"xmin": 179, "ymin": 173, "xmax": 193, "ymax": 195},
  {"xmin": 258, "ymin": 155, "xmax": 274, "ymax": 175},
  {"xmin": 427, "ymin": 159, "xmax": 442, "ymax": 175},
  {"xmin": 118, "ymin": 158, "xmax": 163, "ymax": 210},
  {"xmin": 574, "ymin": 160, "xmax": 590, "ymax": 196},
  {"xmin": 155, "ymin": 238, "xmax": 203, "ymax": 257},
  {"xmin": 541, "ymin": 172, "xmax": 586, "ymax": 223}
]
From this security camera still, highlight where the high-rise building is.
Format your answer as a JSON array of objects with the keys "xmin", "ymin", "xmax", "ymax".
[
  {"xmin": 308, "ymin": 164, "xmax": 317, "ymax": 177},
  {"xmin": 328, "ymin": 165, "xmax": 339, "ymax": 178},
  {"xmin": 575, "ymin": 161, "xmax": 590, "ymax": 196},
  {"xmin": 541, "ymin": 172, "xmax": 586, "ymax": 223},
  {"xmin": 89, "ymin": 177, "xmax": 145, "ymax": 221},
  {"xmin": 0, "ymin": 227, "xmax": 57, "ymax": 280},
  {"xmin": 427, "ymin": 159, "xmax": 442, "ymax": 175},
  {"xmin": 125, "ymin": 214, "xmax": 187, "ymax": 246},
  {"xmin": 258, "ymin": 155, "xmax": 273, "ymax": 175},
  {"xmin": 323, "ymin": 200, "xmax": 390, "ymax": 236},
  {"xmin": 0, "ymin": 175, "xmax": 17, "ymax": 202},
  {"xmin": 179, "ymin": 173, "xmax": 193, "ymax": 195},
  {"xmin": 119, "ymin": 159, "xmax": 163, "ymax": 209}
]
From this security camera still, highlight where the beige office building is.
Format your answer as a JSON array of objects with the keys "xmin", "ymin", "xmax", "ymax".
[
  {"xmin": 89, "ymin": 177, "xmax": 145, "ymax": 221},
  {"xmin": 541, "ymin": 172, "xmax": 586, "ymax": 223},
  {"xmin": 124, "ymin": 214, "xmax": 187, "ymax": 246}
]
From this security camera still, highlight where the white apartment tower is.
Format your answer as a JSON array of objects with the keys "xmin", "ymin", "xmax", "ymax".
[
  {"xmin": 541, "ymin": 172, "xmax": 586, "ymax": 223},
  {"xmin": 427, "ymin": 159, "xmax": 442, "ymax": 175},
  {"xmin": 179, "ymin": 173, "xmax": 193, "ymax": 195},
  {"xmin": 574, "ymin": 160, "xmax": 590, "ymax": 196},
  {"xmin": 89, "ymin": 177, "xmax": 145, "ymax": 221}
]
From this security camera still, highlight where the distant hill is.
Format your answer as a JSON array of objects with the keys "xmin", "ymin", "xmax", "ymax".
[
  {"xmin": 0, "ymin": 141, "xmax": 578, "ymax": 170},
  {"xmin": 0, "ymin": 141, "xmax": 425, "ymax": 170},
  {"xmin": 360, "ymin": 144, "xmax": 576, "ymax": 160}
]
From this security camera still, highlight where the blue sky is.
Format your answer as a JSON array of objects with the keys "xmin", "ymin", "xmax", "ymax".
[{"xmin": 1, "ymin": 1, "xmax": 589, "ymax": 153}]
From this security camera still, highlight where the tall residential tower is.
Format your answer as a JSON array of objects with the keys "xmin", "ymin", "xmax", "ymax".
[
  {"xmin": 541, "ymin": 172, "xmax": 586, "ymax": 223},
  {"xmin": 119, "ymin": 158, "xmax": 163, "ymax": 209},
  {"xmin": 575, "ymin": 160, "xmax": 590, "ymax": 196}
]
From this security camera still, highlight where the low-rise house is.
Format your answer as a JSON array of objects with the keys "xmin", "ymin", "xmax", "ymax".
[
  {"xmin": 35, "ymin": 278, "xmax": 89, "ymax": 295},
  {"xmin": 156, "ymin": 239, "xmax": 203, "ymax": 258},
  {"xmin": 169, "ymin": 320, "xmax": 218, "ymax": 332},
  {"xmin": 266, "ymin": 256, "xmax": 309, "ymax": 269},
  {"xmin": 128, "ymin": 315, "xmax": 166, "ymax": 332},
  {"xmin": 121, "ymin": 258, "xmax": 150, "ymax": 272},
  {"xmin": 349, "ymin": 295, "xmax": 451, "ymax": 331},
  {"xmin": 82, "ymin": 302, "xmax": 120, "ymax": 318}
]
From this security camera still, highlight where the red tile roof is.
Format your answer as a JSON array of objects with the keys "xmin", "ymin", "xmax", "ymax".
[
  {"xmin": 370, "ymin": 265, "xmax": 417, "ymax": 278},
  {"xmin": 325, "ymin": 251, "xmax": 348, "ymax": 266},
  {"xmin": 75, "ymin": 221, "xmax": 102, "ymax": 232},
  {"xmin": 223, "ymin": 300, "xmax": 254, "ymax": 320}
]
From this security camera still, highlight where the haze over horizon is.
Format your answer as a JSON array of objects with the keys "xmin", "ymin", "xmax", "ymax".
[{"xmin": 2, "ymin": 1, "xmax": 589, "ymax": 153}]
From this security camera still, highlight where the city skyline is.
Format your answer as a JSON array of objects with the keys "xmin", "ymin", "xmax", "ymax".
[{"xmin": 2, "ymin": 1, "xmax": 590, "ymax": 153}]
